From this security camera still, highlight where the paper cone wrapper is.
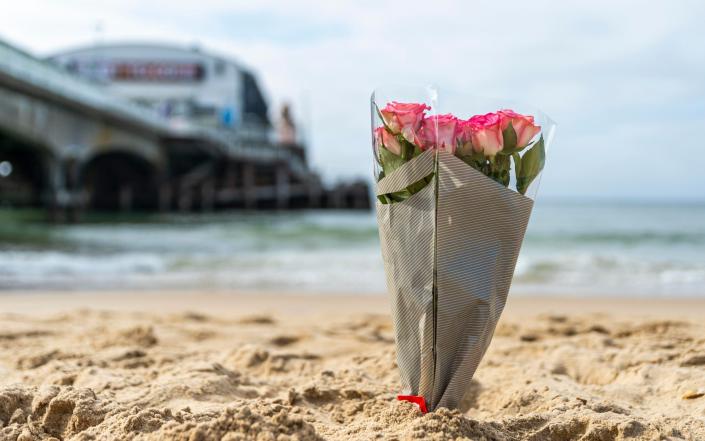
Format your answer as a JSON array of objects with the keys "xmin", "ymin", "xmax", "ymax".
[{"xmin": 376, "ymin": 150, "xmax": 533, "ymax": 411}]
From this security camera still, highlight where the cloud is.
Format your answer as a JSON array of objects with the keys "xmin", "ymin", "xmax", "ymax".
[{"xmin": 1, "ymin": 0, "xmax": 703, "ymax": 200}]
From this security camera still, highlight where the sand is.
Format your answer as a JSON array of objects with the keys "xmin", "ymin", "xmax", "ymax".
[{"xmin": 0, "ymin": 292, "xmax": 703, "ymax": 441}]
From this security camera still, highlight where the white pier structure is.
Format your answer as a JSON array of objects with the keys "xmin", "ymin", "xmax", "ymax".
[{"xmin": 0, "ymin": 39, "xmax": 368, "ymax": 219}]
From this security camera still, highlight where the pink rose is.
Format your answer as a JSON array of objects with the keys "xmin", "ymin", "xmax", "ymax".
[
  {"xmin": 456, "ymin": 120, "xmax": 476, "ymax": 155},
  {"xmin": 467, "ymin": 112, "xmax": 503, "ymax": 156},
  {"xmin": 374, "ymin": 126, "xmax": 402, "ymax": 156},
  {"xmin": 498, "ymin": 109, "xmax": 541, "ymax": 148},
  {"xmin": 419, "ymin": 114, "xmax": 460, "ymax": 152},
  {"xmin": 374, "ymin": 126, "xmax": 383, "ymax": 150},
  {"xmin": 380, "ymin": 102, "xmax": 430, "ymax": 146}
]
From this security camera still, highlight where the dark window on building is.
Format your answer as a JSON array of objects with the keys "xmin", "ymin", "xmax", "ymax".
[{"xmin": 241, "ymin": 71, "xmax": 269, "ymax": 126}]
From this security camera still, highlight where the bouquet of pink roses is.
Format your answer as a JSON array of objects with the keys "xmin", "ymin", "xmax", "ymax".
[
  {"xmin": 372, "ymin": 88, "xmax": 554, "ymax": 412},
  {"xmin": 374, "ymin": 103, "xmax": 545, "ymax": 203}
]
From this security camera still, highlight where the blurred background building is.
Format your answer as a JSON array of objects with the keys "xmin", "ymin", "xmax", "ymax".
[
  {"xmin": 50, "ymin": 43, "xmax": 270, "ymax": 133},
  {"xmin": 0, "ymin": 38, "xmax": 369, "ymax": 220}
]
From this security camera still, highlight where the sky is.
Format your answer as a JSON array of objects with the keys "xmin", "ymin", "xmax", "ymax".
[{"xmin": 1, "ymin": 0, "xmax": 704, "ymax": 201}]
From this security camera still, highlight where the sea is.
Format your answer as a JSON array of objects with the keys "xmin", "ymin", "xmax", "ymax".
[{"xmin": 1, "ymin": 201, "xmax": 704, "ymax": 297}]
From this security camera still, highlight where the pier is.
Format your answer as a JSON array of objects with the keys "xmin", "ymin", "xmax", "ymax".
[{"xmin": 0, "ymin": 39, "xmax": 370, "ymax": 220}]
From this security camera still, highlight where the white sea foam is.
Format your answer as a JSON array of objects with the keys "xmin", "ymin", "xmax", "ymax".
[{"xmin": 1, "ymin": 203, "xmax": 704, "ymax": 296}]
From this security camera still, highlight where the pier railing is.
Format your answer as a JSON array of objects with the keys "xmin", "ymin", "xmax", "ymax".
[
  {"xmin": 0, "ymin": 39, "xmax": 169, "ymax": 133},
  {"xmin": 0, "ymin": 39, "xmax": 304, "ymax": 169}
]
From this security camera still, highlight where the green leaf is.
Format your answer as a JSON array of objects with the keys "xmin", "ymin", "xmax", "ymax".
[
  {"xmin": 389, "ymin": 190, "xmax": 411, "ymax": 201},
  {"xmin": 501, "ymin": 122, "xmax": 518, "ymax": 154},
  {"xmin": 489, "ymin": 154, "xmax": 511, "ymax": 187},
  {"xmin": 517, "ymin": 137, "xmax": 537, "ymax": 153},
  {"xmin": 378, "ymin": 143, "xmax": 434, "ymax": 204},
  {"xmin": 501, "ymin": 155, "xmax": 511, "ymax": 186},
  {"xmin": 378, "ymin": 173, "xmax": 434, "ymax": 205},
  {"xmin": 457, "ymin": 151, "xmax": 486, "ymax": 172},
  {"xmin": 398, "ymin": 136, "xmax": 416, "ymax": 160},
  {"xmin": 511, "ymin": 152, "xmax": 522, "ymax": 180},
  {"xmin": 516, "ymin": 136, "xmax": 545, "ymax": 195},
  {"xmin": 379, "ymin": 146, "xmax": 406, "ymax": 177},
  {"xmin": 405, "ymin": 172, "xmax": 434, "ymax": 195}
]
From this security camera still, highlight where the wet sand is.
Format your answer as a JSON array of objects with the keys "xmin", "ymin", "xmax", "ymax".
[{"xmin": 0, "ymin": 292, "xmax": 703, "ymax": 440}]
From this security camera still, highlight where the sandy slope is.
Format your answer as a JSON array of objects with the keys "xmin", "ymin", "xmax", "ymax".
[{"xmin": 0, "ymin": 293, "xmax": 703, "ymax": 440}]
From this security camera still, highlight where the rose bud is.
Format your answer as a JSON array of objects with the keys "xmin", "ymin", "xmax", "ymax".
[
  {"xmin": 456, "ymin": 120, "xmax": 476, "ymax": 155},
  {"xmin": 380, "ymin": 102, "xmax": 431, "ymax": 146},
  {"xmin": 498, "ymin": 109, "xmax": 541, "ymax": 149},
  {"xmin": 467, "ymin": 112, "xmax": 504, "ymax": 157},
  {"xmin": 375, "ymin": 126, "xmax": 402, "ymax": 156},
  {"xmin": 419, "ymin": 114, "xmax": 460, "ymax": 152}
]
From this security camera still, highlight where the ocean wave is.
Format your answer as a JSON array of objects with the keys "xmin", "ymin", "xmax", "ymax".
[
  {"xmin": 1, "ymin": 208, "xmax": 704, "ymax": 296},
  {"xmin": 525, "ymin": 231, "xmax": 705, "ymax": 246}
]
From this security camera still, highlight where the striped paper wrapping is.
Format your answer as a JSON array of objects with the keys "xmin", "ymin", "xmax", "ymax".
[{"xmin": 376, "ymin": 150, "xmax": 533, "ymax": 411}]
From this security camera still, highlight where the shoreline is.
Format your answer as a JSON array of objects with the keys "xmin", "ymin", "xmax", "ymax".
[{"xmin": 1, "ymin": 290, "xmax": 704, "ymax": 319}]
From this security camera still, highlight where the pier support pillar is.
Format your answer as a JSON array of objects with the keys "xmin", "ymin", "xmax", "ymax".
[
  {"xmin": 119, "ymin": 185, "xmax": 133, "ymax": 212},
  {"xmin": 201, "ymin": 178, "xmax": 215, "ymax": 212},
  {"xmin": 65, "ymin": 159, "xmax": 83, "ymax": 222},
  {"xmin": 353, "ymin": 186, "xmax": 370, "ymax": 209},
  {"xmin": 276, "ymin": 165, "xmax": 290, "ymax": 210},
  {"xmin": 225, "ymin": 163, "xmax": 237, "ymax": 189},
  {"xmin": 178, "ymin": 188, "xmax": 192, "ymax": 212},
  {"xmin": 46, "ymin": 157, "xmax": 66, "ymax": 222},
  {"xmin": 243, "ymin": 163, "xmax": 256, "ymax": 210},
  {"xmin": 158, "ymin": 182, "xmax": 172, "ymax": 212},
  {"xmin": 307, "ymin": 181, "xmax": 322, "ymax": 209},
  {"xmin": 330, "ymin": 186, "xmax": 344, "ymax": 209}
]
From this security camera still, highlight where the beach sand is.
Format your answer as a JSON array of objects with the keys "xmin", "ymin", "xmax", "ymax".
[{"xmin": 0, "ymin": 292, "xmax": 703, "ymax": 440}]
